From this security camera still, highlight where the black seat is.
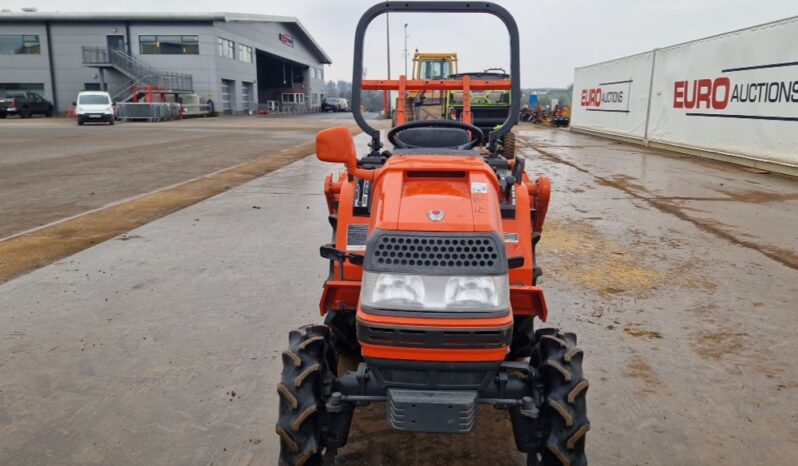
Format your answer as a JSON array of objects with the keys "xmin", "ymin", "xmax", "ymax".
[{"xmin": 394, "ymin": 127, "xmax": 470, "ymax": 149}]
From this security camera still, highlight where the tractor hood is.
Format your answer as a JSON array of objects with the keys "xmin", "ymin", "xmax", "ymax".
[{"xmin": 369, "ymin": 154, "xmax": 503, "ymax": 233}]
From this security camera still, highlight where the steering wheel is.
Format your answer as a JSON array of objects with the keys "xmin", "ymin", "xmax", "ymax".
[{"xmin": 388, "ymin": 120, "xmax": 485, "ymax": 150}]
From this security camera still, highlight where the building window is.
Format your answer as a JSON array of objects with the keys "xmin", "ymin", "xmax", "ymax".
[
  {"xmin": 281, "ymin": 92, "xmax": 305, "ymax": 104},
  {"xmin": 238, "ymin": 44, "xmax": 253, "ymax": 63},
  {"xmin": 0, "ymin": 35, "xmax": 40, "ymax": 55},
  {"xmin": 0, "ymin": 83, "xmax": 44, "ymax": 93},
  {"xmin": 139, "ymin": 35, "xmax": 199, "ymax": 55},
  {"xmin": 218, "ymin": 37, "xmax": 235, "ymax": 59}
]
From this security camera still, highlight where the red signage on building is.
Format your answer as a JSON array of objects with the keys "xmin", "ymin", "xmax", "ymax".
[{"xmin": 279, "ymin": 33, "xmax": 294, "ymax": 47}]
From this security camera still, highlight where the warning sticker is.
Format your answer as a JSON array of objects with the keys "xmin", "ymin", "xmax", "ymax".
[
  {"xmin": 504, "ymin": 233, "xmax": 519, "ymax": 243},
  {"xmin": 346, "ymin": 224, "xmax": 368, "ymax": 251},
  {"xmin": 471, "ymin": 182, "xmax": 488, "ymax": 194}
]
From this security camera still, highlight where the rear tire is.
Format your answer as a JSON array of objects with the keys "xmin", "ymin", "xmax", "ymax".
[
  {"xmin": 45, "ymin": 106, "xmax": 54, "ymax": 117},
  {"xmin": 534, "ymin": 328, "xmax": 590, "ymax": 466},
  {"xmin": 502, "ymin": 130, "xmax": 516, "ymax": 159},
  {"xmin": 20, "ymin": 107, "xmax": 31, "ymax": 119},
  {"xmin": 276, "ymin": 325, "xmax": 338, "ymax": 466}
]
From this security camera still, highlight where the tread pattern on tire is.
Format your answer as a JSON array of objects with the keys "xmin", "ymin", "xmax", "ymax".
[
  {"xmin": 276, "ymin": 325, "xmax": 337, "ymax": 466},
  {"xmin": 502, "ymin": 130, "xmax": 516, "ymax": 159},
  {"xmin": 536, "ymin": 328, "xmax": 590, "ymax": 466}
]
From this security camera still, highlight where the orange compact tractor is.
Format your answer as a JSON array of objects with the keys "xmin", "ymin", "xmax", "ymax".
[{"xmin": 276, "ymin": 3, "xmax": 589, "ymax": 465}]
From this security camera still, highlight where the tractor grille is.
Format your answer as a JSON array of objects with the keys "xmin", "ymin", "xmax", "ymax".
[
  {"xmin": 364, "ymin": 231, "xmax": 507, "ymax": 275},
  {"xmin": 358, "ymin": 322, "xmax": 511, "ymax": 349}
]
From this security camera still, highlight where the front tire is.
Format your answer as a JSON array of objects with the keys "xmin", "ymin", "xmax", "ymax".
[
  {"xmin": 276, "ymin": 325, "xmax": 338, "ymax": 466},
  {"xmin": 534, "ymin": 328, "xmax": 590, "ymax": 466},
  {"xmin": 45, "ymin": 106, "xmax": 54, "ymax": 117}
]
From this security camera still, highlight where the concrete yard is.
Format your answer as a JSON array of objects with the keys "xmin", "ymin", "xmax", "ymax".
[
  {"xmin": 0, "ymin": 114, "xmax": 362, "ymax": 240},
  {"xmin": 0, "ymin": 124, "xmax": 797, "ymax": 465}
]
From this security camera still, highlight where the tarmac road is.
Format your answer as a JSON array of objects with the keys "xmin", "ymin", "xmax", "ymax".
[
  {"xmin": 0, "ymin": 113, "xmax": 366, "ymax": 240},
  {"xmin": 0, "ymin": 126, "xmax": 796, "ymax": 465}
]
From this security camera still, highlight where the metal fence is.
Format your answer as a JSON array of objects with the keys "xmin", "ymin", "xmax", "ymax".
[
  {"xmin": 115, "ymin": 103, "xmax": 182, "ymax": 122},
  {"xmin": 81, "ymin": 46, "xmax": 110, "ymax": 64},
  {"xmin": 258, "ymin": 102, "xmax": 314, "ymax": 114}
]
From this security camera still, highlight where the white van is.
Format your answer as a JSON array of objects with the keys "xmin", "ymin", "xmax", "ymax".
[{"xmin": 74, "ymin": 91, "xmax": 115, "ymax": 125}]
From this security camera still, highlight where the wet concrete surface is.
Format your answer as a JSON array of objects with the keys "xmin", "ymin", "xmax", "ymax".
[
  {"xmin": 1, "ymin": 127, "xmax": 797, "ymax": 465},
  {"xmin": 0, "ymin": 113, "xmax": 368, "ymax": 239}
]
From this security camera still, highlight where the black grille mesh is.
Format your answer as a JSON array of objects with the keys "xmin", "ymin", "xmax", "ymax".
[
  {"xmin": 374, "ymin": 236, "xmax": 498, "ymax": 268},
  {"xmin": 364, "ymin": 231, "xmax": 507, "ymax": 275}
]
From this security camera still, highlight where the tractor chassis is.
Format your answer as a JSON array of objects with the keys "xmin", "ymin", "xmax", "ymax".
[{"xmin": 320, "ymin": 359, "xmax": 546, "ymax": 454}]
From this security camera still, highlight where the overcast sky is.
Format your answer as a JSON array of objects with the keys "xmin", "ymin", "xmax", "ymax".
[{"xmin": 4, "ymin": 0, "xmax": 797, "ymax": 87}]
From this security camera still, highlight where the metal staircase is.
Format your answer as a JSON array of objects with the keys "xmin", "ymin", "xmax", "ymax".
[{"xmin": 81, "ymin": 46, "xmax": 194, "ymax": 102}]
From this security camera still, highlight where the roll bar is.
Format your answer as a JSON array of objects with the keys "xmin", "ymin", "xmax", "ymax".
[{"xmin": 351, "ymin": 1, "xmax": 521, "ymax": 153}]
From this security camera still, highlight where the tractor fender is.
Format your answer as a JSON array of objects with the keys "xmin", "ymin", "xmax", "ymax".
[
  {"xmin": 324, "ymin": 172, "xmax": 344, "ymax": 215},
  {"xmin": 527, "ymin": 177, "xmax": 551, "ymax": 233}
]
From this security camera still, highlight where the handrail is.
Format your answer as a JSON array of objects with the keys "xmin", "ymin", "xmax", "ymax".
[
  {"xmin": 82, "ymin": 46, "xmax": 194, "ymax": 101},
  {"xmin": 109, "ymin": 74, "xmax": 194, "ymax": 102},
  {"xmin": 110, "ymin": 49, "xmax": 157, "ymax": 79},
  {"xmin": 81, "ymin": 46, "xmax": 109, "ymax": 64}
]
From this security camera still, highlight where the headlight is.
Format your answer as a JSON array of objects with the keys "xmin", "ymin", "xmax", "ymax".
[
  {"xmin": 361, "ymin": 271, "xmax": 509, "ymax": 312},
  {"xmin": 368, "ymin": 273, "xmax": 425, "ymax": 308},
  {"xmin": 445, "ymin": 276, "xmax": 500, "ymax": 309}
]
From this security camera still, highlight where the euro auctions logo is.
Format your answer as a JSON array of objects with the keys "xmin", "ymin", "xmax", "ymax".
[
  {"xmin": 673, "ymin": 78, "xmax": 731, "ymax": 110},
  {"xmin": 673, "ymin": 60, "xmax": 798, "ymax": 121},
  {"xmin": 581, "ymin": 88, "xmax": 624, "ymax": 107},
  {"xmin": 579, "ymin": 79, "xmax": 632, "ymax": 113},
  {"xmin": 581, "ymin": 88, "xmax": 599, "ymax": 107}
]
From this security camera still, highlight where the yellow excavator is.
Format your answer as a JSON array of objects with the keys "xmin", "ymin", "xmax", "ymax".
[
  {"xmin": 393, "ymin": 51, "xmax": 458, "ymax": 124},
  {"xmin": 413, "ymin": 52, "xmax": 458, "ymax": 80}
]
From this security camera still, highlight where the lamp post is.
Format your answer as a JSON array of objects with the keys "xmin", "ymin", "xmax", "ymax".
[
  {"xmin": 385, "ymin": 12, "xmax": 392, "ymax": 114},
  {"xmin": 403, "ymin": 23, "xmax": 409, "ymax": 78}
]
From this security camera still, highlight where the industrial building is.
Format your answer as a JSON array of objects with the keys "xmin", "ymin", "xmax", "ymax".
[{"xmin": 0, "ymin": 12, "xmax": 332, "ymax": 114}]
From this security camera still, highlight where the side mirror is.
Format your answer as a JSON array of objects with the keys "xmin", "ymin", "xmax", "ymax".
[
  {"xmin": 72, "ymin": 101, "xmax": 77, "ymax": 106},
  {"xmin": 316, "ymin": 127, "xmax": 357, "ymax": 167}
]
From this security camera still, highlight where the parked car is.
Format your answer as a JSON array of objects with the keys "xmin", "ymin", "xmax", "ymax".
[
  {"xmin": 321, "ymin": 97, "xmax": 349, "ymax": 112},
  {"xmin": 0, "ymin": 91, "xmax": 54, "ymax": 118},
  {"xmin": 74, "ymin": 91, "xmax": 115, "ymax": 126}
]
